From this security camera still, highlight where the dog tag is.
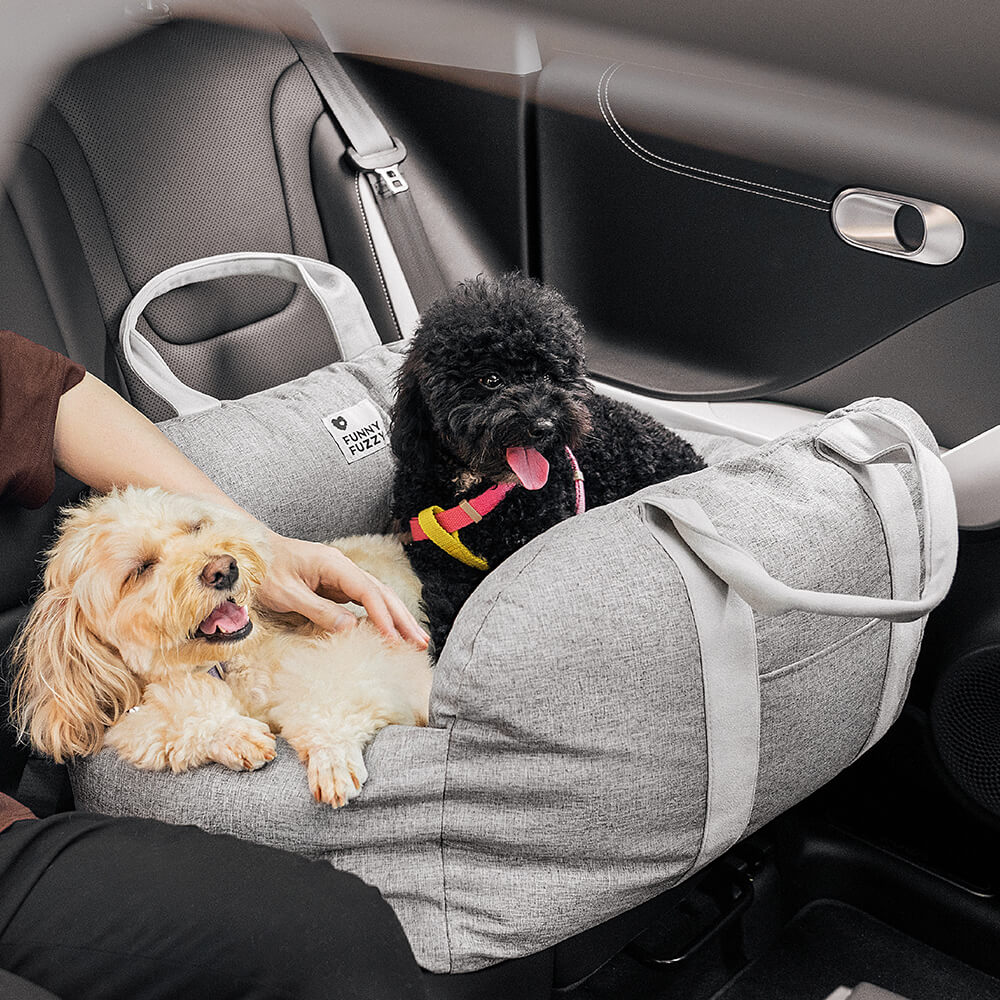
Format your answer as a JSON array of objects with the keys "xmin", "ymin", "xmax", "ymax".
[{"xmin": 323, "ymin": 398, "xmax": 390, "ymax": 464}]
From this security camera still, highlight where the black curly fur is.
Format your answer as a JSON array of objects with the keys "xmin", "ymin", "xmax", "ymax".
[{"xmin": 390, "ymin": 272, "xmax": 705, "ymax": 656}]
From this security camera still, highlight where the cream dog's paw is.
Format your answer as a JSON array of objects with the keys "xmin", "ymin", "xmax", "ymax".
[
  {"xmin": 207, "ymin": 716, "xmax": 277, "ymax": 772},
  {"xmin": 305, "ymin": 742, "xmax": 369, "ymax": 808}
]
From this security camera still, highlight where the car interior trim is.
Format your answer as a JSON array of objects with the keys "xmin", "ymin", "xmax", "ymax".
[
  {"xmin": 592, "ymin": 380, "xmax": 824, "ymax": 444},
  {"xmin": 314, "ymin": 1, "xmax": 543, "ymax": 76},
  {"xmin": 936, "ymin": 426, "xmax": 1000, "ymax": 531},
  {"xmin": 832, "ymin": 188, "xmax": 965, "ymax": 266}
]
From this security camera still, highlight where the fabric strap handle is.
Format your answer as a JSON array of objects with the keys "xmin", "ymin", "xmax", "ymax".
[
  {"xmin": 119, "ymin": 252, "xmax": 383, "ymax": 416},
  {"xmin": 643, "ymin": 409, "xmax": 957, "ymax": 623},
  {"xmin": 641, "ymin": 405, "xmax": 957, "ymax": 875}
]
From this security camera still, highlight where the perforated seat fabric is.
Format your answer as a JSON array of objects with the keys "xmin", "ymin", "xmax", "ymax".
[{"xmin": 20, "ymin": 16, "xmax": 403, "ymax": 419}]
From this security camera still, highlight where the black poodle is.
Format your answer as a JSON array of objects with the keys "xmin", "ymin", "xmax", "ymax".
[{"xmin": 389, "ymin": 272, "xmax": 705, "ymax": 656}]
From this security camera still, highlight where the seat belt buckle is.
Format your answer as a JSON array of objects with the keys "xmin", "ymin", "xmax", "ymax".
[
  {"xmin": 346, "ymin": 137, "xmax": 410, "ymax": 196},
  {"xmin": 371, "ymin": 165, "xmax": 408, "ymax": 196}
]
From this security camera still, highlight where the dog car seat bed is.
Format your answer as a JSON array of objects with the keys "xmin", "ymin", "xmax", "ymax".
[{"xmin": 69, "ymin": 310, "xmax": 958, "ymax": 974}]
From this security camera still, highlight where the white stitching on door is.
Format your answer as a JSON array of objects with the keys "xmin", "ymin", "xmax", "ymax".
[
  {"xmin": 600, "ymin": 63, "xmax": 828, "ymax": 204},
  {"xmin": 598, "ymin": 63, "xmax": 831, "ymax": 213}
]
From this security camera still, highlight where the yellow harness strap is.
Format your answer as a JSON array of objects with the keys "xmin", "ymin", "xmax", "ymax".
[{"xmin": 416, "ymin": 506, "xmax": 490, "ymax": 571}]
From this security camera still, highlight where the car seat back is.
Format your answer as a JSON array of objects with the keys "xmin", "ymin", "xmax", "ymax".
[{"xmin": 20, "ymin": 15, "xmax": 408, "ymax": 419}]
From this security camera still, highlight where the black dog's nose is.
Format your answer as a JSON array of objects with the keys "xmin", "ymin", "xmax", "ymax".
[
  {"xmin": 200, "ymin": 556, "xmax": 239, "ymax": 591},
  {"xmin": 530, "ymin": 418, "xmax": 555, "ymax": 440}
]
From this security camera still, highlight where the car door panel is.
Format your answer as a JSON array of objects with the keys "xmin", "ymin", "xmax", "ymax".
[{"xmin": 534, "ymin": 52, "xmax": 1000, "ymax": 446}]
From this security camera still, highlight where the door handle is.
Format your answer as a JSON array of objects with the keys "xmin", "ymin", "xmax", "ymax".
[{"xmin": 832, "ymin": 188, "xmax": 964, "ymax": 265}]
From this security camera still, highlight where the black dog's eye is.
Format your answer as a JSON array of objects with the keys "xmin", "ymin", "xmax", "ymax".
[{"xmin": 479, "ymin": 373, "xmax": 503, "ymax": 391}]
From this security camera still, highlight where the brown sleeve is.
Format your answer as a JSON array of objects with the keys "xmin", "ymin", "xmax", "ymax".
[
  {"xmin": 0, "ymin": 793, "xmax": 36, "ymax": 832},
  {"xmin": 0, "ymin": 329, "xmax": 86, "ymax": 508}
]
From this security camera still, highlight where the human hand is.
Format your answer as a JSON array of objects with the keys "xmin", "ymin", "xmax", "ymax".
[{"xmin": 257, "ymin": 531, "xmax": 429, "ymax": 647}]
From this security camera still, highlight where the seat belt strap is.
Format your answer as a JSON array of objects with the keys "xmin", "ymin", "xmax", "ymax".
[{"xmin": 286, "ymin": 33, "xmax": 449, "ymax": 329}]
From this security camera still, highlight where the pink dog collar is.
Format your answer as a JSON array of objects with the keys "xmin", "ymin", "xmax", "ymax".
[
  {"xmin": 410, "ymin": 482, "xmax": 515, "ymax": 541},
  {"xmin": 408, "ymin": 446, "xmax": 585, "ymax": 543},
  {"xmin": 565, "ymin": 446, "xmax": 586, "ymax": 516}
]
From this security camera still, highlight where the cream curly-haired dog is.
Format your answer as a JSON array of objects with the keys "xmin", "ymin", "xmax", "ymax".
[{"xmin": 11, "ymin": 486, "xmax": 432, "ymax": 808}]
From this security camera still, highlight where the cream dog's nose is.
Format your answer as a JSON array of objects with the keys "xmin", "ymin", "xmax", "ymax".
[{"xmin": 200, "ymin": 556, "xmax": 239, "ymax": 591}]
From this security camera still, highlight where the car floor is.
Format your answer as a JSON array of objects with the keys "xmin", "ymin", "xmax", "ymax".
[
  {"xmin": 570, "ymin": 899, "xmax": 1000, "ymax": 1000},
  {"xmin": 712, "ymin": 901, "xmax": 1000, "ymax": 1000},
  {"xmin": 561, "ymin": 802, "xmax": 1000, "ymax": 1000}
]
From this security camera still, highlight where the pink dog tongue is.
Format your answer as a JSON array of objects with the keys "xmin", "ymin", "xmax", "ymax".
[
  {"xmin": 506, "ymin": 447, "xmax": 550, "ymax": 490},
  {"xmin": 198, "ymin": 601, "xmax": 249, "ymax": 636}
]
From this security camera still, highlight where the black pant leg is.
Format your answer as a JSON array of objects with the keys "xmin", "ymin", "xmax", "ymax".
[
  {"xmin": 0, "ymin": 812, "xmax": 426, "ymax": 1000},
  {"xmin": 0, "ymin": 967, "xmax": 60, "ymax": 1000}
]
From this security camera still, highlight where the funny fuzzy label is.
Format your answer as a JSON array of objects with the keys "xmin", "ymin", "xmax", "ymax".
[{"xmin": 322, "ymin": 398, "xmax": 389, "ymax": 464}]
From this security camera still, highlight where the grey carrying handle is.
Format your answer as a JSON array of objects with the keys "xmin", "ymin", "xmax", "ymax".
[
  {"xmin": 119, "ymin": 252, "xmax": 383, "ymax": 416},
  {"xmin": 643, "ymin": 408, "xmax": 958, "ymax": 622}
]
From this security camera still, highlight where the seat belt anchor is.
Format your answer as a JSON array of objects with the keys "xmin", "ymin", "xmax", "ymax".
[{"xmin": 346, "ymin": 138, "xmax": 410, "ymax": 196}]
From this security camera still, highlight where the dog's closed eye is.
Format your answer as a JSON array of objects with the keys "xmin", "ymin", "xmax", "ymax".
[{"xmin": 124, "ymin": 558, "xmax": 158, "ymax": 587}]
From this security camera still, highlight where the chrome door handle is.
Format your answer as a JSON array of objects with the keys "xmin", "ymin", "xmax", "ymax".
[{"xmin": 831, "ymin": 188, "xmax": 964, "ymax": 265}]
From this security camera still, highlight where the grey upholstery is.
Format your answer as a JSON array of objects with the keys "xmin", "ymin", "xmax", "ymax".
[{"xmin": 70, "ymin": 398, "xmax": 956, "ymax": 974}]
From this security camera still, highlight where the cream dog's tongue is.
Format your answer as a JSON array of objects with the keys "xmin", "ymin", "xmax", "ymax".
[
  {"xmin": 199, "ymin": 600, "xmax": 249, "ymax": 635},
  {"xmin": 506, "ymin": 446, "xmax": 550, "ymax": 490}
]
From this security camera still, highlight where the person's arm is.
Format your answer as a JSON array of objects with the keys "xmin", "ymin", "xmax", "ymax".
[{"xmin": 53, "ymin": 372, "xmax": 427, "ymax": 646}]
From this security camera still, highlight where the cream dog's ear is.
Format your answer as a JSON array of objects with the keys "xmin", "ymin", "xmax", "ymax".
[{"xmin": 10, "ymin": 584, "xmax": 141, "ymax": 763}]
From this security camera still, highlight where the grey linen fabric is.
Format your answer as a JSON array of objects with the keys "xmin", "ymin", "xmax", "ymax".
[
  {"xmin": 71, "ymin": 396, "xmax": 954, "ymax": 974},
  {"xmin": 156, "ymin": 342, "xmax": 404, "ymax": 542}
]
